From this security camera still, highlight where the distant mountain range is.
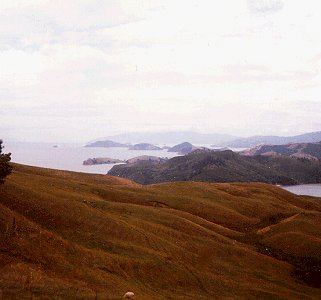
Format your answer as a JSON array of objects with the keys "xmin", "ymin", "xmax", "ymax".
[
  {"xmin": 222, "ymin": 131, "xmax": 321, "ymax": 148},
  {"xmin": 108, "ymin": 150, "xmax": 321, "ymax": 185},
  {"xmin": 86, "ymin": 130, "xmax": 321, "ymax": 149},
  {"xmin": 101, "ymin": 131, "xmax": 238, "ymax": 145}
]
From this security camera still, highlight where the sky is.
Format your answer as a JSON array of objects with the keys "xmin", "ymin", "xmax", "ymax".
[{"xmin": 1, "ymin": 0, "xmax": 321, "ymax": 142}]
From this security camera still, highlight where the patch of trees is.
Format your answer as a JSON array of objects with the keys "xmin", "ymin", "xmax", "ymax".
[{"xmin": 0, "ymin": 140, "xmax": 12, "ymax": 184}]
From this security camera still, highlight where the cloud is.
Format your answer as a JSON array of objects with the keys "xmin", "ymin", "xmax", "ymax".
[
  {"xmin": 247, "ymin": 0, "xmax": 284, "ymax": 14},
  {"xmin": 1, "ymin": 0, "xmax": 321, "ymax": 142}
]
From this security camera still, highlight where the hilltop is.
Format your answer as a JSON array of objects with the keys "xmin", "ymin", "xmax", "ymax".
[
  {"xmin": 0, "ymin": 163, "xmax": 320, "ymax": 299},
  {"xmin": 108, "ymin": 150, "xmax": 321, "ymax": 185}
]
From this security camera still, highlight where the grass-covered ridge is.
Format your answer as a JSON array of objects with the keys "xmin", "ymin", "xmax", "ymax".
[{"xmin": 0, "ymin": 163, "xmax": 321, "ymax": 299}]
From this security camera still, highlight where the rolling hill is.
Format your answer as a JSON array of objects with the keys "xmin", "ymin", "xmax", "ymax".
[
  {"xmin": 0, "ymin": 163, "xmax": 320, "ymax": 299},
  {"xmin": 108, "ymin": 150, "xmax": 321, "ymax": 185}
]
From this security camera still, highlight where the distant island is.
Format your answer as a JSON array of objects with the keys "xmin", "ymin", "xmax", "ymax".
[
  {"xmin": 83, "ymin": 155, "xmax": 166, "ymax": 166},
  {"xmin": 85, "ymin": 140, "xmax": 167, "ymax": 151},
  {"xmin": 128, "ymin": 143, "xmax": 161, "ymax": 150},
  {"xmin": 86, "ymin": 130, "xmax": 321, "ymax": 150},
  {"xmin": 167, "ymin": 142, "xmax": 195, "ymax": 154},
  {"xmin": 85, "ymin": 140, "xmax": 129, "ymax": 148},
  {"xmin": 167, "ymin": 142, "xmax": 212, "ymax": 155},
  {"xmin": 108, "ymin": 149, "xmax": 321, "ymax": 185},
  {"xmin": 83, "ymin": 157, "xmax": 125, "ymax": 165}
]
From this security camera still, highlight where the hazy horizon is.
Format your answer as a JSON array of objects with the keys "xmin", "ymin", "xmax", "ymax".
[
  {"xmin": 1, "ymin": 0, "xmax": 321, "ymax": 143},
  {"xmin": 4, "ymin": 128, "xmax": 321, "ymax": 145}
]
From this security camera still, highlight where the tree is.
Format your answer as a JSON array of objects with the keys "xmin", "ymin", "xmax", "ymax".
[{"xmin": 0, "ymin": 140, "xmax": 12, "ymax": 184}]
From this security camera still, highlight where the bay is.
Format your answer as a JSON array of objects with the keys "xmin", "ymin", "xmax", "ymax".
[
  {"xmin": 5, "ymin": 142, "xmax": 179, "ymax": 174},
  {"xmin": 282, "ymin": 184, "xmax": 321, "ymax": 198},
  {"xmin": 4, "ymin": 142, "xmax": 247, "ymax": 175}
]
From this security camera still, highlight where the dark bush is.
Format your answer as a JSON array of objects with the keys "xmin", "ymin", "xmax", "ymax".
[{"xmin": 0, "ymin": 140, "xmax": 12, "ymax": 184}]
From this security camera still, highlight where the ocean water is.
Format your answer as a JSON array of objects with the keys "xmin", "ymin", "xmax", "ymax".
[
  {"xmin": 282, "ymin": 184, "xmax": 321, "ymax": 198},
  {"xmin": 5, "ymin": 142, "xmax": 180, "ymax": 174},
  {"xmin": 4, "ymin": 142, "xmax": 247, "ymax": 175},
  {"xmin": 8, "ymin": 142, "xmax": 319, "ymax": 197}
]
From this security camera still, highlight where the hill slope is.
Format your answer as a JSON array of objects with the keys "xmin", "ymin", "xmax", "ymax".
[
  {"xmin": 0, "ymin": 164, "xmax": 321, "ymax": 299},
  {"xmin": 242, "ymin": 142, "xmax": 321, "ymax": 161},
  {"xmin": 108, "ymin": 150, "xmax": 321, "ymax": 185}
]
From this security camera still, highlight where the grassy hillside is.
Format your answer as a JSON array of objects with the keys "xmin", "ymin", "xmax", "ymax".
[
  {"xmin": 108, "ymin": 150, "xmax": 321, "ymax": 185},
  {"xmin": 0, "ymin": 163, "xmax": 321, "ymax": 299}
]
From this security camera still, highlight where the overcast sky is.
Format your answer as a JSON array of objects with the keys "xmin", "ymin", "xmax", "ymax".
[{"xmin": 1, "ymin": 0, "xmax": 321, "ymax": 142}]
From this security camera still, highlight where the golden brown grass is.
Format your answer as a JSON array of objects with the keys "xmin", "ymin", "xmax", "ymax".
[{"xmin": 0, "ymin": 163, "xmax": 320, "ymax": 299}]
